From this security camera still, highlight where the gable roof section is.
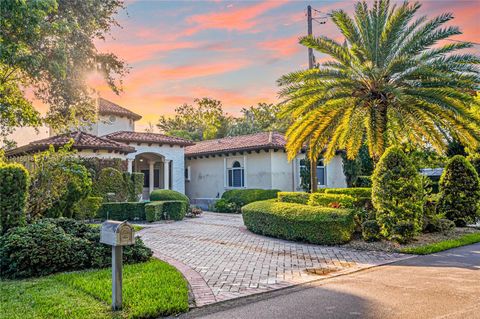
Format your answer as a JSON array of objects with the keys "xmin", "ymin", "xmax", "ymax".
[
  {"xmin": 104, "ymin": 131, "xmax": 195, "ymax": 147},
  {"xmin": 185, "ymin": 132, "xmax": 286, "ymax": 156},
  {"xmin": 98, "ymin": 98, "xmax": 142, "ymax": 121},
  {"xmin": 6, "ymin": 131, "xmax": 135, "ymax": 157}
]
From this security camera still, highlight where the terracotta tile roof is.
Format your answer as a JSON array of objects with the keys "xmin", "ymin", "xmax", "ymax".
[
  {"xmin": 104, "ymin": 131, "xmax": 195, "ymax": 147},
  {"xmin": 98, "ymin": 98, "xmax": 142, "ymax": 121},
  {"xmin": 6, "ymin": 131, "xmax": 135, "ymax": 157},
  {"xmin": 185, "ymin": 132, "xmax": 286, "ymax": 156}
]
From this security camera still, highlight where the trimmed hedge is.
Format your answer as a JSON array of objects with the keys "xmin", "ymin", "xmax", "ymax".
[
  {"xmin": 97, "ymin": 202, "xmax": 146, "ymax": 221},
  {"xmin": 308, "ymin": 193, "xmax": 355, "ymax": 208},
  {"xmin": 322, "ymin": 187, "xmax": 372, "ymax": 199},
  {"xmin": 0, "ymin": 163, "xmax": 29, "ymax": 234},
  {"xmin": 162, "ymin": 201, "xmax": 187, "ymax": 221},
  {"xmin": 277, "ymin": 192, "xmax": 310, "ymax": 204},
  {"xmin": 217, "ymin": 189, "xmax": 280, "ymax": 213},
  {"xmin": 242, "ymin": 200, "xmax": 355, "ymax": 245},
  {"xmin": 145, "ymin": 202, "xmax": 164, "ymax": 222}
]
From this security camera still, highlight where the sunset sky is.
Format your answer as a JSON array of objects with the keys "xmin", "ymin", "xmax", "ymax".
[{"xmin": 15, "ymin": 0, "xmax": 480, "ymax": 144}]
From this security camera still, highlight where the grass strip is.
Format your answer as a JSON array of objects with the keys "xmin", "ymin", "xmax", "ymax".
[{"xmin": 400, "ymin": 232, "xmax": 480, "ymax": 255}]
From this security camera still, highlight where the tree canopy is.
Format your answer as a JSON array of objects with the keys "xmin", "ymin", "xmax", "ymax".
[
  {"xmin": 157, "ymin": 98, "xmax": 286, "ymax": 141},
  {"xmin": 0, "ymin": 0, "xmax": 127, "ymax": 145},
  {"xmin": 279, "ymin": 0, "xmax": 480, "ymax": 163}
]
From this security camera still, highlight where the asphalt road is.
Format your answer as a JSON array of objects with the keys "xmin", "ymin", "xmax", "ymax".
[{"xmin": 177, "ymin": 243, "xmax": 480, "ymax": 319}]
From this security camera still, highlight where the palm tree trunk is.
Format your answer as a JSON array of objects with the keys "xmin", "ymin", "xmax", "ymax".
[{"xmin": 310, "ymin": 158, "xmax": 317, "ymax": 193}]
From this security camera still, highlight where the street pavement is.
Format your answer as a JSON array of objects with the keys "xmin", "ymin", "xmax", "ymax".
[{"xmin": 177, "ymin": 242, "xmax": 480, "ymax": 319}]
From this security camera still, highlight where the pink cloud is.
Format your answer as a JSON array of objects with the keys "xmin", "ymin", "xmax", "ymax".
[
  {"xmin": 97, "ymin": 41, "xmax": 201, "ymax": 63},
  {"xmin": 183, "ymin": 1, "xmax": 287, "ymax": 36},
  {"xmin": 258, "ymin": 35, "xmax": 302, "ymax": 58}
]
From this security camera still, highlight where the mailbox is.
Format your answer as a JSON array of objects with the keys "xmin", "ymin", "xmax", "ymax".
[
  {"xmin": 100, "ymin": 220, "xmax": 135, "ymax": 246},
  {"xmin": 100, "ymin": 220, "xmax": 136, "ymax": 311}
]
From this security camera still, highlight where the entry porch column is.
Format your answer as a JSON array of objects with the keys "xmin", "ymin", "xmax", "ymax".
[
  {"xmin": 127, "ymin": 159, "xmax": 133, "ymax": 173},
  {"xmin": 149, "ymin": 160, "xmax": 155, "ymax": 195},
  {"xmin": 164, "ymin": 160, "xmax": 170, "ymax": 190}
]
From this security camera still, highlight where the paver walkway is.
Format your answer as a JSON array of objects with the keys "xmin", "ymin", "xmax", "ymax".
[{"xmin": 140, "ymin": 212, "xmax": 410, "ymax": 306}]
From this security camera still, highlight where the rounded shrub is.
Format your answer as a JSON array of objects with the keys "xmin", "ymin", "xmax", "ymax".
[
  {"xmin": 372, "ymin": 146, "xmax": 424, "ymax": 243},
  {"xmin": 150, "ymin": 189, "xmax": 189, "ymax": 204},
  {"xmin": 219, "ymin": 189, "xmax": 280, "ymax": 213},
  {"xmin": 438, "ymin": 155, "xmax": 480, "ymax": 226},
  {"xmin": 0, "ymin": 163, "xmax": 29, "ymax": 234}
]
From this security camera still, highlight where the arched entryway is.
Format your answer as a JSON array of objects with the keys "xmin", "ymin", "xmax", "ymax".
[{"xmin": 128, "ymin": 152, "xmax": 171, "ymax": 199}]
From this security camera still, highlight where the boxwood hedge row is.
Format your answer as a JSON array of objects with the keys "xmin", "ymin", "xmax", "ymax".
[{"xmin": 242, "ymin": 200, "xmax": 355, "ymax": 245}]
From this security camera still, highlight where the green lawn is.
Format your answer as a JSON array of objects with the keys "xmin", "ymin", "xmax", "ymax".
[
  {"xmin": 0, "ymin": 259, "xmax": 189, "ymax": 319},
  {"xmin": 400, "ymin": 232, "xmax": 480, "ymax": 255}
]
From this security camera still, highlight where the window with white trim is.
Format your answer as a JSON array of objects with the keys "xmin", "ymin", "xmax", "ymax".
[
  {"xmin": 227, "ymin": 161, "xmax": 244, "ymax": 187},
  {"xmin": 299, "ymin": 159, "xmax": 326, "ymax": 186},
  {"xmin": 185, "ymin": 166, "xmax": 191, "ymax": 181}
]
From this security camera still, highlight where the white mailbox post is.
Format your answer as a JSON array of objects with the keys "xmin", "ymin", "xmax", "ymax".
[{"xmin": 100, "ymin": 220, "xmax": 135, "ymax": 310}]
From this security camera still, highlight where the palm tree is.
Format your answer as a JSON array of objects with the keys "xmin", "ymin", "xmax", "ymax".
[{"xmin": 279, "ymin": 0, "xmax": 480, "ymax": 191}]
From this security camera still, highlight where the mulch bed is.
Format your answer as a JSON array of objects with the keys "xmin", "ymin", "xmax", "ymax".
[{"xmin": 343, "ymin": 226, "xmax": 480, "ymax": 253}]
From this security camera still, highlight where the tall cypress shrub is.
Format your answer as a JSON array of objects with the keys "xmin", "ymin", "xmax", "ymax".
[
  {"xmin": 372, "ymin": 147, "xmax": 424, "ymax": 243},
  {"xmin": 438, "ymin": 155, "xmax": 480, "ymax": 226},
  {"xmin": 0, "ymin": 163, "xmax": 29, "ymax": 234}
]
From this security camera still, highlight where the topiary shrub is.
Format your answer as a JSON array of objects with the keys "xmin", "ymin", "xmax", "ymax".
[
  {"xmin": 0, "ymin": 219, "xmax": 152, "ymax": 279},
  {"xmin": 361, "ymin": 220, "xmax": 381, "ymax": 242},
  {"xmin": 438, "ymin": 155, "xmax": 480, "ymax": 226},
  {"xmin": 372, "ymin": 146, "xmax": 424, "ymax": 243},
  {"xmin": 93, "ymin": 167, "xmax": 127, "ymax": 202},
  {"xmin": 219, "ymin": 189, "xmax": 280, "ymax": 213},
  {"xmin": 44, "ymin": 161, "xmax": 92, "ymax": 218},
  {"xmin": 308, "ymin": 193, "xmax": 355, "ymax": 208},
  {"xmin": 0, "ymin": 163, "xmax": 29, "ymax": 234},
  {"xmin": 73, "ymin": 196, "xmax": 103, "ymax": 220},
  {"xmin": 242, "ymin": 200, "xmax": 355, "ymax": 245},
  {"xmin": 97, "ymin": 202, "xmax": 146, "ymax": 221},
  {"xmin": 213, "ymin": 198, "xmax": 237, "ymax": 213},
  {"xmin": 123, "ymin": 172, "xmax": 144, "ymax": 202},
  {"xmin": 277, "ymin": 192, "xmax": 310, "ymax": 204}
]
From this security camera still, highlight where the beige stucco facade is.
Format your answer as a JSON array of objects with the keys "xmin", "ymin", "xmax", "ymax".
[{"xmin": 185, "ymin": 149, "xmax": 347, "ymax": 200}]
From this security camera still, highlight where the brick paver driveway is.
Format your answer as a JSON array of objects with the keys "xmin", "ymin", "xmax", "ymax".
[{"xmin": 139, "ymin": 212, "xmax": 410, "ymax": 306}]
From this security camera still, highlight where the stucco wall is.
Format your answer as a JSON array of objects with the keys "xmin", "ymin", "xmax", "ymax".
[
  {"xmin": 185, "ymin": 152, "xmax": 347, "ymax": 199},
  {"xmin": 96, "ymin": 115, "xmax": 134, "ymax": 136}
]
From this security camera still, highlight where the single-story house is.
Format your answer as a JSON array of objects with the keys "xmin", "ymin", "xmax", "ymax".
[
  {"xmin": 184, "ymin": 132, "xmax": 347, "ymax": 206},
  {"xmin": 7, "ymin": 98, "xmax": 347, "ymax": 203}
]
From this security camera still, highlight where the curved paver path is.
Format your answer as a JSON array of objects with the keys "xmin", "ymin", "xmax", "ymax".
[{"xmin": 139, "ymin": 212, "xmax": 410, "ymax": 306}]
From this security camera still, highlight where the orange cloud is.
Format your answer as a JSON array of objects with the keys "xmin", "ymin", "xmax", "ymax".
[
  {"xmin": 97, "ymin": 41, "xmax": 201, "ymax": 63},
  {"xmin": 183, "ymin": 1, "xmax": 287, "ymax": 36},
  {"xmin": 131, "ymin": 59, "xmax": 251, "ymax": 83},
  {"xmin": 258, "ymin": 35, "xmax": 302, "ymax": 58}
]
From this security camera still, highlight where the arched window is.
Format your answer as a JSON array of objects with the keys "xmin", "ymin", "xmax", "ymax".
[{"xmin": 228, "ymin": 161, "xmax": 244, "ymax": 187}]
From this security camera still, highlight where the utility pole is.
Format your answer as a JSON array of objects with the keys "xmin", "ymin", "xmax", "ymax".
[
  {"xmin": 307, "ymin": 4, "xmax": 318, "ymax": 192},
  {"xmin": 307, "ymin": 5, "xmax": 314, "ymax": 69}
]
